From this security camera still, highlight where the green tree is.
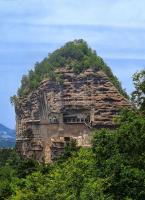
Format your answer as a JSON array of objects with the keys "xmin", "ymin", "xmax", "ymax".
[
  {"xmin": 92, "ymin": 109, "xmax": 145, "ymax": 200},
  {"xmin": 4, "ymin": 110, "xmax": 145, "ymax": 200},
  {"xmin": 0, "ymin": 166, "xmax": 16, "ymax": 199},
  {"xmin": 131, "ymin": 69, "xmax": 145, "ymax": 114},
  {"xmin": 16, "ymin": 159, "xmax": 40, "ymax": 178},
  {"xmin": 10, "ymin": 148, "xmax": 109, "ymax": 200},
  {"xmin": 11, "ymin": 39, "xmax": 128, "ymax": 100}
]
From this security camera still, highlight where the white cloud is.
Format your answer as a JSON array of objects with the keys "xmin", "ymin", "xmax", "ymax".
[
  {"xmin": 1, "ymin": 0, "xmax": 145, "ymax": 28},
  {"xmin": 28, "ymin": 0, "xmax": 145, "ymax": 27}
]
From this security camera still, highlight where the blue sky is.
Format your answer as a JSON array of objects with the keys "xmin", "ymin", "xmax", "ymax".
[{"xmin": 0, "ymin": 0, "xmax": 144, "ymax": 129}]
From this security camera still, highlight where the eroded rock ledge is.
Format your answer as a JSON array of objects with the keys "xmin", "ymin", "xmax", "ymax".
[{"xmin": 15, "ymin": 68, "xmax": 131, "ymax": 162}]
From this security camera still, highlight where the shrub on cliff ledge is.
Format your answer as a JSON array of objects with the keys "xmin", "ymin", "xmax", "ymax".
[{"xmin": 11, "ymin": 39, "xmax": 127, "ymax": 100}]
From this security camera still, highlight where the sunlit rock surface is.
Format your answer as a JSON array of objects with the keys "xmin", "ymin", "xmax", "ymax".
[{"xmin": 15, "ymin": 68, "xmax": 131, "ymax": 162}]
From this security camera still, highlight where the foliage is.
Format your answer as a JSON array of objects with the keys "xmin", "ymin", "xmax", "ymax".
[
  {"xmin": 92, "ymin": 109, "xmax": 145, "ymax": 200},
  {"xmin": 11, "ymin": 39, "xmax": 128, "ymax": 101},
  {"xmin": 0, "ymin": 149, "xmax": 20, "ymax": 167},
  {"xmin": 16, "ymin": 159, "xmax": 40, "ymax": 178},
  {"xmin": 0, "ymin": 166, "xmax": 14, "ymax": 199},
  {"xmin": 62, "ymin": 138, "xmax": 78, "ymax": 159},
  {"xmin": 11, "ymin": 149, "xmax": 110, "ymax": 200},
  {"xmin": 0, "ymin": 109, "xmax": 145, "ymax": 199},
  {"xmin": 131, "ymin": 69, "xmax": 145, "ymax": 115},
  {"xmin": 0, "ymin": 149, "xmax": 19, "ymax": 200}
]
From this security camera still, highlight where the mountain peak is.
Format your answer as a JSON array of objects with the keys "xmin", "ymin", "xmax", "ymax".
[{"xmin": 11, "ymin": 39, "xmax": 128, "ymax": 101}]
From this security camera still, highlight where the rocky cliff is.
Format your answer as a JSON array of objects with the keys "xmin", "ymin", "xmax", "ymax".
[{"xmin": 15, "ymin": 67, "xmax": 131, "ymax": 162}]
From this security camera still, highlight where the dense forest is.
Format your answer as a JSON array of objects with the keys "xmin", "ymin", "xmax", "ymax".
[
  {"xmin": 0, "ymin": 110, "xmax": 145, "ymax": 199},
  {"xmin": 11, "ymin": 39, "xmax": 128, "ymax": 104}
]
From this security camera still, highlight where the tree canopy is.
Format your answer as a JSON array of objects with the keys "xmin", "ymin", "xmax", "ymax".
[
  {"xmin": 131, "ymin": 69, "xmax": 145, "ymax": 115},
  {"xmin": 1, "ymin": 108, "xmax": 145, "ymax": 200},
  {"xmin": 12, "ymin": 39, "xmax": 128, "ymax": 101}
]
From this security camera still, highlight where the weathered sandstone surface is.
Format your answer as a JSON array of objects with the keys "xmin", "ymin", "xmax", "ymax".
[{"xmin": 15, "ymin": 68, "xmax": 131, "ymax": 162}]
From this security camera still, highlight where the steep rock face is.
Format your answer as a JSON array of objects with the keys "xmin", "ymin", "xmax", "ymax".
[{"xmin": 15, "ymin": 68, "xmax": 131, "ymax": 162}]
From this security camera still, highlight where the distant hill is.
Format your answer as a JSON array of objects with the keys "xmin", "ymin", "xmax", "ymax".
[{"xmin": 0, "ymin": 124, "xmax": 16, "ymax": 148}]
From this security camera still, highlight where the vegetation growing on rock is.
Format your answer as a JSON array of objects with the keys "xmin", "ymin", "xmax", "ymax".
[{"xmin": 11, "ymin": 39, "xmax": 128, "ymax": 103}]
